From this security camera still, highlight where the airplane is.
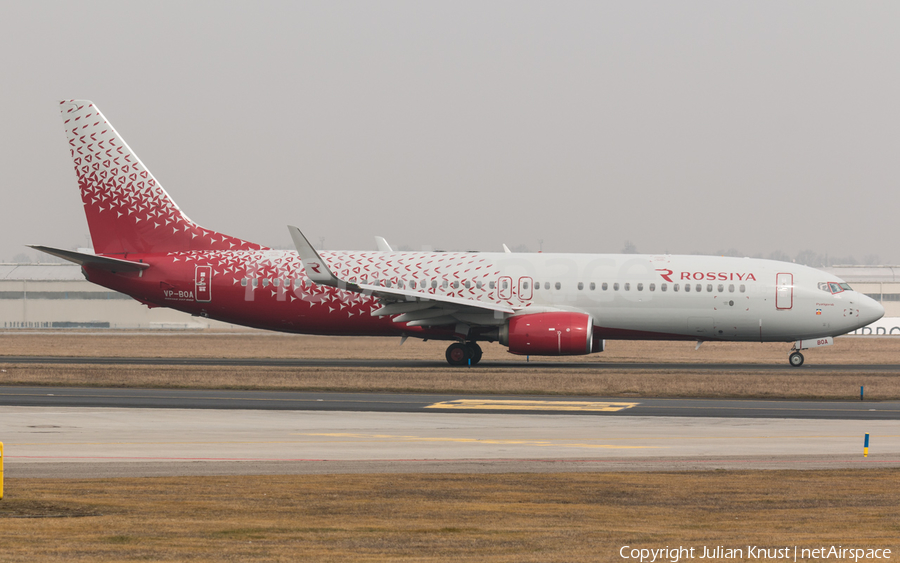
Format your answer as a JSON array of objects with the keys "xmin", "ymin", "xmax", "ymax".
[{"xmin": 33, "ymin": 100, "xmax": 885, "ymax": 367}]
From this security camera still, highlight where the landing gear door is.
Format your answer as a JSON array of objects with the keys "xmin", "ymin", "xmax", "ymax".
[
  {"xmin": 776, "ymin": 273, "xmax": 792, "ymax": 310},
  {"xmin": 195, "ymin": 265, "xmax": 212, "ymax": 303}
]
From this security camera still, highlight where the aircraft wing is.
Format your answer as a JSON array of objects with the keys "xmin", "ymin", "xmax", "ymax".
[{"xmin": 288, "ymin": 226, "xmax": 513, "ymax": 328}]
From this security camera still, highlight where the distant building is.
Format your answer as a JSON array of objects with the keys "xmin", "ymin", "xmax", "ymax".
[{"xmin": 0, "ymin": 264, "xmax": 235, "ymax": 329}]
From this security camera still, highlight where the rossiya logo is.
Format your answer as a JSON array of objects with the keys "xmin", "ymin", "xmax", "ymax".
[{"xmin": 656, "ymin": 268, "xmax": 757, "ymax": 282}]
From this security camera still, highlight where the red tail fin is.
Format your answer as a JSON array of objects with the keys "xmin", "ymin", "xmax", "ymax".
[{"xmin": 60, "ymin": 100, "xmax": 264, "ymax": 255}]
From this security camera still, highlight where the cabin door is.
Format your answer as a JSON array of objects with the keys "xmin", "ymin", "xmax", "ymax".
[{"xmin": 775, "ymin": 273, "xmax": 793, "ymax": 310}]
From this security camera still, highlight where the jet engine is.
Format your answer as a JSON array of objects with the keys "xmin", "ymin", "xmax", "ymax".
[{"xmin": 500, "ymin": 312, "xmax": 600, "ymax": 356}]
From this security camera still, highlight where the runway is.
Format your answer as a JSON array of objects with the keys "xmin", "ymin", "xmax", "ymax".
[
  {"xmin": 1, "ymin": 387, "xmax": 898, "ymax": 478},
  {"xmin": 4, "ymin": 355, "xmax": 900, "ymax": 371},
  {"xmin": 1, "ymin": 386, "xmax": 899, "ymax": 419}
]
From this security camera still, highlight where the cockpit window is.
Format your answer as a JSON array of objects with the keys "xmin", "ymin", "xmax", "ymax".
[{"xmin": 821, "ymin": 281, "xmax": 851, "ymax": 294}]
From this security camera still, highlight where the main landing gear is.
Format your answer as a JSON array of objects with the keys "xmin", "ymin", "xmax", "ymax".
[{"xmin": 445, "ymin": 342, "xmax": 483, "ymax": 366}]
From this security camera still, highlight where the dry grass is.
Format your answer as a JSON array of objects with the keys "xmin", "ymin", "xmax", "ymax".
[
  {"xmin": 1, "ymin": 330, "xmax": 899, "ymax": 363},
  {"xmin": 2, "ymin": 332, "xmax": 900, "ymax": 399},
  {"xmin": 3, "ymin": 363, "xmax": 900, "ymax": 400},
  {"xmin": 1, "ymin": 470, "xmax": 898, "ymax": 562}
]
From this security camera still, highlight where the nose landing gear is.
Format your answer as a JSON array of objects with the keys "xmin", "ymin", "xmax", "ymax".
[
  {"xmin": 445, "ymin": 341, "xmax": 483, "ymax": 366},
  {"xmin": 788, "ymin": 351, "xmax": 804, "ymax": 367}
]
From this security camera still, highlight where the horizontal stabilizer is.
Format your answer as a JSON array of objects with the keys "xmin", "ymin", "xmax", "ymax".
[{"xmin": 28, "ymin": 245, "xmax": 149, "ymax": 272}]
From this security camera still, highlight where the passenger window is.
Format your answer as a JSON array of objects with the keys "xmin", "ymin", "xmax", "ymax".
[
  {"xmin": 273, "ymin": 279, "xmax": 281, "ymax": 287},
  {"xmin": 706, "ymin": 284, "xmax": 712, "ymax": 292},
  {"xmin": 614, "ymin": 283, "xmax": 619, "ymax": 291},
  {"xmin": 431, "ymin": 280, "xmax": 438, "ymax": 289},
  {"xmin": 602, "ymin": 282, "xmax": 608, "ymax": 291},
  {"xmin": 262, "ymin": 279, "xmax": 270, "ymax": 287},
  {"xmin": 637, "ymin": 283, "xmax": 643, "ymax": 291},
  {"xmin": 661, "ymin": 283, "xmax": 667, "ymax": 292},
  {"xmin": 545, "ymin": 282, "xmax": 550, "ymax": 290},
  {"xmin": 673, "ymin": 283, "xmax": 679, "ymax": 292},
  {"xmin": 649, "ymin": 283, "xmax": 655, "ymax": 292},
  {"xmin": 740, "ymin": 284, "xmax": 746, "ymax": 293},
  {"xmin": 410, "ymin": 281, "xmax": 417, "ymax": 289},
  {"xmin": 442, "ymin": 280, "xmax": 449, "ymax": 289},
  {"xmin": 252, "ymin": 279, "xmax": 258, "ymax": 287},
  {"xmin": 464, "ymin": 281, "xmax": 471, "ymax": 289},
  {"xmin": 523, "ymin": 281, "xmax": 530, "ymax": 290},
  {"xmin": 501, "ymin": 280, "xmax": 508, "ymax": 289},
  {"xmin": 452, "ymin": 281, "xmax": 459, "ymax": 289},
  {"xmin": 476, "ymin": 281, "xmax": 482, "ymax": 290},
  {"xmin": 590, "ymin": 282, "xmax": 596, "ymax": 290},
  {"xmin": 696, "ymin": 284, "xmax": 702, "ymax": 292},
  {"xmin": 685, "ymin": 284, "xmax": 690, "ymax": 292},
  {"xmin": 489, "ymin": 281, "xmax": 495, "ymax": 289},
  {"xmin": 385, "ymin": 280, "xmax": 392, "ymax": 288},
  {"xmin": 578, "ymin": 282, "xmax": 584, "ymax": 290},
  {"xmin": 717, "ymin": 284, "xmax": 724, "ymax": 292},
  {"xmin": 624, "ymin": 283, "xmax": 630, "ymax": 291},
  {"xmin": 728, "ymin": 284, "xmax": 734, "ymax": 293},
  {"xmin": 241, "ymin": 278, "xmax": 248, "ymax": 287},
  {"xmin": 555, "ymin": 282, "xmax": 561, "ymax": 290}
]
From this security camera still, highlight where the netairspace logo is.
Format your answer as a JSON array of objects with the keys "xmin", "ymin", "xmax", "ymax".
[{"xmin": 619, "ymin": 545, "xmax": 892, "ymax": 563}]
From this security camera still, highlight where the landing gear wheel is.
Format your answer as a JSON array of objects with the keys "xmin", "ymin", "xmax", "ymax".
[
  {"xmin": 446, "ymin": 343, "xmax": 471, "ymax": 366},
  {"xmin": 789, "ymin": 351, "xmax": 804, "ymax": 367},
  {"xmin": 467, "ymin": 342, "xmax": 483, "ymax": 365}
]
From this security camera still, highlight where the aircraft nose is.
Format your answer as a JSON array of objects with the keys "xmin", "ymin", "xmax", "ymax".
[{"xmin": 858, "ymin": 294, "xmax": 885, "ymax": 326}]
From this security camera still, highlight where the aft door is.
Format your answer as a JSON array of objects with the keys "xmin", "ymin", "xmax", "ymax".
[
  {"xmin": 195, "ymin": 265, "xmax": 212, "ymax": 302},
  {"xmin": 775, "ymin": 273, "xmax": 792, "ymax": 310}
]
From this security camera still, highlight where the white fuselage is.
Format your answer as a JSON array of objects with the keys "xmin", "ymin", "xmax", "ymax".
[{"xmin": 317, "ymin": 251, "xmax": 882, "ymax": 342}]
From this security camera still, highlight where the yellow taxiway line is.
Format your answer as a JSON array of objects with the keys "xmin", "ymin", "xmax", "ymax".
[{"xmin": 425, "ymin": 399, "xmax": 639, "ymax": 412}]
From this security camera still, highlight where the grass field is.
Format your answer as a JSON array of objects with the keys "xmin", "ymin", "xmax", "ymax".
[
  {"xmin": 1, "ymin": 471, "xmax": 898, "ymax": 562},
  {"xmin": 1, "ymin": 331, "xmax": 899, "ymax": 399}
]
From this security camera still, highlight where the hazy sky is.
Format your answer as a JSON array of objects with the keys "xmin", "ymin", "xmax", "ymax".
[{"xmin": 2, "ymin": 2, "xmax": 898, "ymax": 263}]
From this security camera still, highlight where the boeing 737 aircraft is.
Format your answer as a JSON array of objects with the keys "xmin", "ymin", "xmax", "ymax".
[{"xmin": 33, "ymin": 100, "xmax": 884, "ymax": 366}]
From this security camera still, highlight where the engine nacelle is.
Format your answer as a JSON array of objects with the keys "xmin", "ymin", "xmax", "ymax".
[{"xmin": 500, "ymin": 312, "xmax": 596, "ymax": 356}]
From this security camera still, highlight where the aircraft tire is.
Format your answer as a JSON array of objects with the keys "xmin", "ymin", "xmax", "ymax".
[
  {"xmin": 467, "ymin": 342, "xmax": 483, "ymax": 365},
  {"xmin": 789, "ymin": 351, "xmax": 804, "ymax": 367},
  {"xmin": 446, "ymin": 343, "xmax": 471, "ymax": 366}
]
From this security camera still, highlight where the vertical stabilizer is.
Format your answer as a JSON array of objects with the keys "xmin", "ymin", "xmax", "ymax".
[{"xmin": 60, "ymin": 100, "xmax": 263, "ymax": 255}]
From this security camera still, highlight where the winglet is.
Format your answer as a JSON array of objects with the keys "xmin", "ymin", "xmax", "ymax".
[
  {"xmin": 288, "ymin": 226, "xmax": 340, "ymax": 288},
  {"xmin": 502, "ymin": 244, "xmax": 512, "ymax": 253},
  {"xmin": 375, "ymin": 236, "xmax": 393, "ymax": 252}
]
